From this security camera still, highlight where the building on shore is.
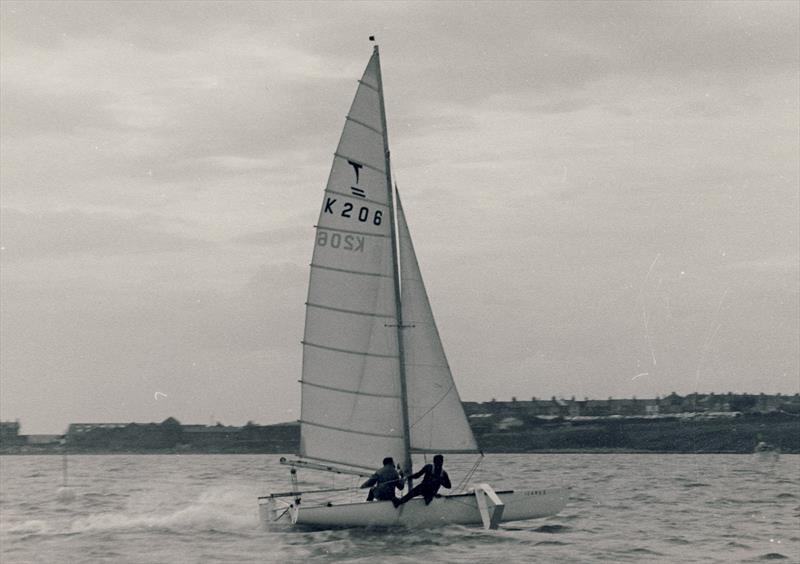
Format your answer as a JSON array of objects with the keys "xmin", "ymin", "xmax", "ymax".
[
  {"xmin": 2, "ymin": 393, "xmax": 797, "ymax": 453},
  {"xmin": 463, "ymin": 392, "xmax": 800, "ymax": 433},
  {"xmin": 0, "ymin": 421, "xmax": 24, "ymax": 447}
]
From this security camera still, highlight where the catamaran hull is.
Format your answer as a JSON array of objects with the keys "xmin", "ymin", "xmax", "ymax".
[{"xmin": 260, "ymin": 488, "xmax": 568, "ymax": 529}]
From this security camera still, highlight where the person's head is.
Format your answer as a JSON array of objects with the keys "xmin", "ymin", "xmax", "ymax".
[
  {"xmin": 382, "ymin": 457, "xmax": 394, "ymax": 466},
  {"xmin": 433, "ymin": 454, "xmax": 444, "ymax": 467}
]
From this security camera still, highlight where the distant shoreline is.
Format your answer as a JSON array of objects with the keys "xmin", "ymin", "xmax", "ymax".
[
  {"xmin": 1, "ymin": 449, "xmax": 796, "ymax": 456},
  {"xmin": 3, "ymin": 414, "xmax": 797, "ymax": 455}
]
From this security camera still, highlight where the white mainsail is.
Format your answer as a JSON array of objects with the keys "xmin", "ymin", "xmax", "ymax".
[
  {"xmin": 397, "ymin": 193, "xmax": 479, "ymax": 454},
  {"xmin": 299, "ymin": 51, "xmax": 404, "ymax": 471}
]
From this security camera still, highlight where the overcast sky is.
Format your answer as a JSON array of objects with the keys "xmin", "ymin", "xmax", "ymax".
[{"xmin": 1, "ymin": 1, "xmax": 798, "ymax": 434}]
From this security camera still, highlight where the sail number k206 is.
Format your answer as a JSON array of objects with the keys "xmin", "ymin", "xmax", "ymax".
[{"xmin": 323, "ymin": 198, "xmax": 382, "ymax": 225}]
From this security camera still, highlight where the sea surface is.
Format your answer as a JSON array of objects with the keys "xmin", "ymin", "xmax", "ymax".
[{"xmin": 1, "ymin": 453, "xmax": 798, "ymax": 563}]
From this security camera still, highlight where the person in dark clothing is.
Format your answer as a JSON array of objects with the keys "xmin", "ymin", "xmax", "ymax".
[
  {"xmin": 361, "ymin": 457, "xmax": 403, "ymax": 502},
  {"xmin": 393, "ymin": 454, "xmax": 451, "ymax": 507}
]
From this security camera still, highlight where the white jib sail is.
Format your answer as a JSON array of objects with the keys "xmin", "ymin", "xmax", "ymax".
[
  {"xmin": 397, "ymin": 192, "xmax": 480, "ymax": 454},
  {"xmin": 299, "ymin": 52, "xmax": 405, "ymax": 471}
]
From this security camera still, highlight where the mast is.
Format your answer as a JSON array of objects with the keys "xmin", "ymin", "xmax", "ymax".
[{"xmin": 373, "ymin": 45, "xmax": 414, "ymax": 489}]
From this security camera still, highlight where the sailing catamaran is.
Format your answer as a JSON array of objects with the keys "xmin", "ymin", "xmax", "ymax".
[{"xmin": 258, "ymin": 45, "xmax": 568, "ymax": 529}]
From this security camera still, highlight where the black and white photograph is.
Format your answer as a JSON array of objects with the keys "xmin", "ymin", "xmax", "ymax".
[{"xmin": 1, "ymin": 1, "xmax": 798, "ymax": 562}]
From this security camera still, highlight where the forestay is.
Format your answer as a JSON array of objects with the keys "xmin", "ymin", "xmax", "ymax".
[
  {"xmin": 397, "ymin": 194, "xmax": 479, "ymax": 455},
  {"xmin": 299, "ymin": 51, "xmax": 405, "ymax": 471}
]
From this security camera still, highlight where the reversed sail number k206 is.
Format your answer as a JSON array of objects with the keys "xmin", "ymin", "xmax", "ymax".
[{"xmin": 317, "ymin": 230, "xmax": 364, "ymax": 252}]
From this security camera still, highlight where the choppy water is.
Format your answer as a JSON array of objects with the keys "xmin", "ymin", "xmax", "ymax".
[{"xmin": 1, "ymin": 454, "xmax": 798, "ymax": 563}]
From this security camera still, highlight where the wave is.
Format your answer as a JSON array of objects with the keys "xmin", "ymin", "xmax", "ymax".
[
  {"xmin": 6, "ymin": 519, "xmax": 50, "ymax": 535},
  {"xmin": 622, "ymin": 547, "xmax": 666, "ymax": 556},
  {"xmin": 533, "ymin": 524, "xmax": 571, "ymax": 533},
  {"xmin": 2, "ymin": 454, "xmax": 798, "ymax": 562}
]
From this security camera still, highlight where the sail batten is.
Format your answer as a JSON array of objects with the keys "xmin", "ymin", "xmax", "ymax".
[
  {"xmin": 314, "ymin": 225, "xmax": 390, "ymax": 238},
  {"xmin": 302, "ymin": 341, "xmax": 399, "ymax": 359},
  {"xmin": 309, "ymin": 263, "xmax": 390, "ymax": 278},
  {"xmin": 300, "ymin": 380, "xmax": 400, "ymax": 399},
  {"xmin": 305, "ymin": 302, "xmax": 395, "ymax": 318},
  {"xmin": 301, "ymin": 420, "xmax": 403, "ymax": 439},
  {"xmin": 357, "ymin": 79, "xmax": 379, "ymax": 92},
  {"xmin": 346, "ymin": 115, "xmax": 383, "ymax": 135},
  {"xmin": 323, "ymin": 189, "xmax": 390, "ymax": 207}
]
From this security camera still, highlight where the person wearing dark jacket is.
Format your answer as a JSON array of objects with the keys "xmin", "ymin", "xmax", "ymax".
[
  {"xmin": 393, "ymin": 454, "xmax": 451, "ymax": 507},
  {"xmin": 361, "ymin": 457, "xmax": 403, "ymax": 502}
]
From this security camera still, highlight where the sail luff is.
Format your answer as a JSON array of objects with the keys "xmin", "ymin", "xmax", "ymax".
[{"xmin": 373, "ymin": 45, "xmax": 414, "ymax": 486}]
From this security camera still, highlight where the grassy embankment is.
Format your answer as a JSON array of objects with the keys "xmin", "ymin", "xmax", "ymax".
[
  {"xmin": 475, "ymin": 414, "xmax": 799, "ymax": 453},
  {"xmin": 2, "ymin": 414, "xmax": 797, "ymax": 454}
]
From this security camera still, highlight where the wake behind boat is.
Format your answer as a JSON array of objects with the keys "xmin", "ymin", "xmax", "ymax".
[{"xmin": 258, "ymin": 44, "xmax": 568, "ymax": 530}]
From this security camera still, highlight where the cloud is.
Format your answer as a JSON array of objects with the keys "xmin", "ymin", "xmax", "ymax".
[
  {"xmin": 0, "ymin": 208, "xmax": 212, "ymax": 260},
  {"xmin": 0, "ymin": 87, "xmax": 117, "ymax": 137},
  {"xmin": 1, "ymin": 1, "xmax": 797, "ymax": 432},
  {"xmin": 725, "ymin": 256, "xmax": 800, "ymax": 274},
  {"xmin": 232, "ymin": 225, "xmax": 310, "ymax": 247},
  {"xmin": 196, "ymin": 263, "xmax": 308, "ymax": 352},
  {"xmin": 0, "ymin": 249, "xmax": 308, "ymax": 432}
]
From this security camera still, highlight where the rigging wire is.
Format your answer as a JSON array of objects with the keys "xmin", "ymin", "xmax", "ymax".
[{"xmin": 456, "ymin": 453, "xmax": 484, "ymax": 492}]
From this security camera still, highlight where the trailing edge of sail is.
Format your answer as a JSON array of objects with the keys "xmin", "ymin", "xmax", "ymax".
[
  {"xmin": 299, "ymin": 51, "xmax": 405, "ymax": 471},
  {"xmin": 396, "ymin": 192, "xmax": 479, "ymax": 454}
]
